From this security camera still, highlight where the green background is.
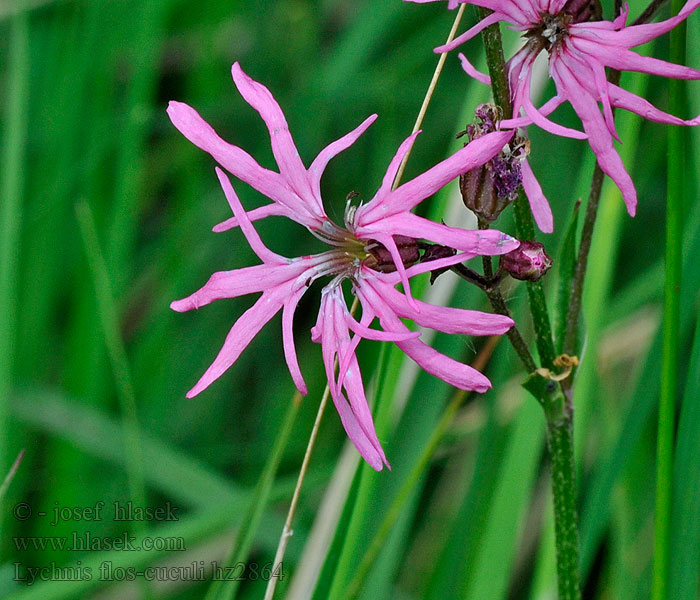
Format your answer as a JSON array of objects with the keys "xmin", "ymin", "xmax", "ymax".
[{"xmin": 1, "ymin": 1, "xmax": 699, "ymax": 598}]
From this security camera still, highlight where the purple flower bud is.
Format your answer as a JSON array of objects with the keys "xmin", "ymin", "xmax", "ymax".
[
  {"xmin": 499, "ymin": 240, "xmax": 553, "ymax": 282},
  {"xmin": 365, "ymin": 235, "xmax": 420, "ymax": 273},
  {"xmin": 420, "ymin": 244, "xmax": 457, "ymax": 284},
  {"xmin": 563, "ymin": 0, "xmax": 602, "ymax": 23},
  {"xmin": 460, "ymin": 104, "xmax": 528, "ymax": 224}
]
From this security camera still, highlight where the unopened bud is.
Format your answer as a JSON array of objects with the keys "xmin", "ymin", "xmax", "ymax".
[
  {"xmin": 563, "ymin": 0, "xmax": 602, "ymax": 23},
  {"xmin": 460, "ymin": 104, "xmax": 528, "ymax": 223},
  {"xmin": 365, "ymin": 235, "xmax": 419, "ymax": 273},
  {"xmin": 420, "ymin": 244, "xmax": 457, "ymax": 284},
  {"xmin": 499, "ymin": 241, "xmax": 552, "ymax": 282}
]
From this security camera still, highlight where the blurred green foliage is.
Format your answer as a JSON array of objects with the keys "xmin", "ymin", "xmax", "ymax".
[{"xmin": 0, "ymin": 1, "xmax": 699, "ymax": 599}]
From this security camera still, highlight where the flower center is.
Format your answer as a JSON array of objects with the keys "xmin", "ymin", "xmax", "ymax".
[{"xmin": 525, "ymin": 12, "xmax": 573, "ymax": 52}]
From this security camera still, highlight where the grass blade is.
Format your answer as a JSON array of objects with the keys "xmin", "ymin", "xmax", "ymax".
[
  {"xmin": 76, "ymin": 201, "xmax": 147, "ymax": 519},
  {"xmin": 652, "ymin": 2, "xmax": 686, "ymax": 597},
  {"xmin": 206, "ymin": 392, "xmax": 301, "ymax": 600},
  {"xmin": 0, "ymin": 11, "xmax": 29, "ymax": 542}
]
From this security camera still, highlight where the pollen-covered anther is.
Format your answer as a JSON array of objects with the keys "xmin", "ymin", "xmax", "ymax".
[{"xmin": 528, "ymin": 12, "xmax": 574, "ymax": 50}]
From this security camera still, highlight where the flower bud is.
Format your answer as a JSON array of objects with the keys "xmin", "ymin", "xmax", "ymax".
[
  {"xmin": 499, "ymin": 240, "xmax": 552, "ymax": 282},
  {"xmin": 420, "ymin": 244, "xmax": 457, "ymax": 284},
  {"xmin": 563, "ymin": 0, "xmax": 602, "ymax": 23},
  {"xmin": 460, "ymin": 104, "xmax": 528, "ymax": 224},
  {"xmin": 365, "ymin": 235, "xmax": 419, "ymax": 273}
]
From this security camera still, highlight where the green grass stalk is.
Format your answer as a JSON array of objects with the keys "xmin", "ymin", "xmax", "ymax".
[
  {"xmin": 206, "ymin": 392, "xmax": 301, "ymax": 600},
  {"xmin": 75, "ymin": 202, "xmax": 147, "ymax": 537},
  {"xmin": 652, "ymin": 1, "xmax": 686, "ymax": 597},
  {"xmin": 0, "ymin": 13, "xmax": 29, "ymax": 546}
]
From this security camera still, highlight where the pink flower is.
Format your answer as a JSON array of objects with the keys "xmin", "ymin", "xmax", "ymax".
[
  {"xmin": 407, "ymin": 0, "xmax": 700, "ymax": 227},
  {"xmin": 168, "ymin": 63, "xmax": 519, "ymax": 470}
]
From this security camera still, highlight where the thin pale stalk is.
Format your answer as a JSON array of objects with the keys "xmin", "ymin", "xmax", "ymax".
[
  {"xmin": 392, "ymin": 4, "xmax": 466, "ymax": 189},
  {"xmin": 0, "ymin": 450, "xmax": 25, "ymax": 503},
  {"xmin": 653, "ymin": 0, "xmax": 685, "ymax": 597},
  {"xmin": 264, "ymin": 384, "xmax": 333, "ymax": 600},
  {"xmin": 207, "ymin": 392, "xmax": 302, "ymax": 600}
]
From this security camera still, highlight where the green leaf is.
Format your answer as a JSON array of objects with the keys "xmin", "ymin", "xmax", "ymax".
[
  {"xmin": 669, "ymin": 313, "xmax": 700, "ymax": 599},
  {"xmin": 555, "ymin": 200, "xmax": 580, "ymax": 355}
]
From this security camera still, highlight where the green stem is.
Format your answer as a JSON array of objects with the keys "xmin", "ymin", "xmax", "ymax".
[
  {"xmin": 478, "ymin": 9, "xmax": 580, "ymax": 599},
  {"xmin": 514, "ymin": 194, "xmax": 557, "ymax": 368},
  {"xmin": 477, "ymin": 7, "xmax": 513, "ymax": 119},
  {"xmin": 653, "ymin": 1, "xmax": 685, "ymax": 597},
  {"xmin": 546, "ymin": 413, "xmax": 581, "ymax": 600},
  {"xmin": 478, "ymin": 7, "xmax": 556, "ymax": 369},
  {"xmin": 485, "ymin": 287, "xmax": 537, "ymax": 374}
]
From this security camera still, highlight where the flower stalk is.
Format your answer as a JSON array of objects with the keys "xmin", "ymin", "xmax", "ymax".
[
  {"xmin": 546, "ymin": 412, "xmax": 580, "ymax": 600},
  {"xmin": 478, "ymin": 8, "xmax": 581, "ymax": 599}
]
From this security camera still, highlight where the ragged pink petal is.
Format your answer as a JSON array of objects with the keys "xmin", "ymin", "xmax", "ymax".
[
  {"xmin": 357, "ymin": 130, "xmax": 514, "ymax": 223},
  {"xmin": 369, "ymin": 276, "xmax": 514, "ymax": 336},
  {"xmin": 366, "ymin": 230, "xmax": 419, "ymax": 311},
  {"xmin": 458, "ymin": 53, "xmax": 492, "ymax": 85},
  {"xmin": 512, "ymin": 52, "xmax": 587, "ymax": 139},
  {"xmin": 570, "ymin": 37, "xmax": 700, "ymax": 81},
  {"xmin": 357, "ymin": 212, "xmax": 519, "ymax": 256},
  {"xmin": 551, "ymin": 54, "xmax": 637, "ymax": 215},
  {"xmin": 215, "ymin": 168, "xmax": 286, "ymax": 265},
  {"xmin": 186, "ymin": 287, "xmax": 289, "ymax": 398},
  {"xmin": 330, "ymin": 297, "xmax": 389, "ymax": 466},
  {"xmin": 357, "ymin": 281, "xmax": 494, "ymax": 393},
  {"xmin": 521, "ymin": 159, "xmax": 554, "ymax": 233},
  {"xmin": 231, "ymin": 63, "xmax": 317, "ymax": 208},
  {"xmin": 397, "ymin": 336, "xmax": 493, "ymax": 393},
  {"xmin": 500, "ymin": 95, "xmax": 566, "ymax": 130},
  {"xmin": 405, "ymin": 0, "xmax": 460, "ymax": 8},
  {"xmin": 608, "ymin": 83, "xmax": 700, "ymax": 126},
  {"xmin": 213, "ymin": 204, "xmax": 288, "ymax": 233},
  {"xmin": 571, "ymin": 0, "xmax": 700, "ymax": 48},
  {"xmin": 167, "ymin": 101, "xmax": 294, "ymax": 212},
  {"xmin": 329, "ymin": 388, "xmax": 386, "ymax": 471},
  {"xmin": 170, "ymin": 263, "xmax": 304, "ymax": 312},
  {"xmin": 435, "ymin": 12, "xmax": 503, "ymax": 54},
  {"xmin": 282, "ymin": 286, "xmax": 309, "ymax": 396},
  {"xmin": 316, "ymin": 291, "xmax": 388, "ymax": 470},
  {"xmin": 376, "ymin": 130, "xmax": 421, "ymax": 199},
  {"xmin": 309, "ymin": 114, "xmax": 377, "ymax": 202}
]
